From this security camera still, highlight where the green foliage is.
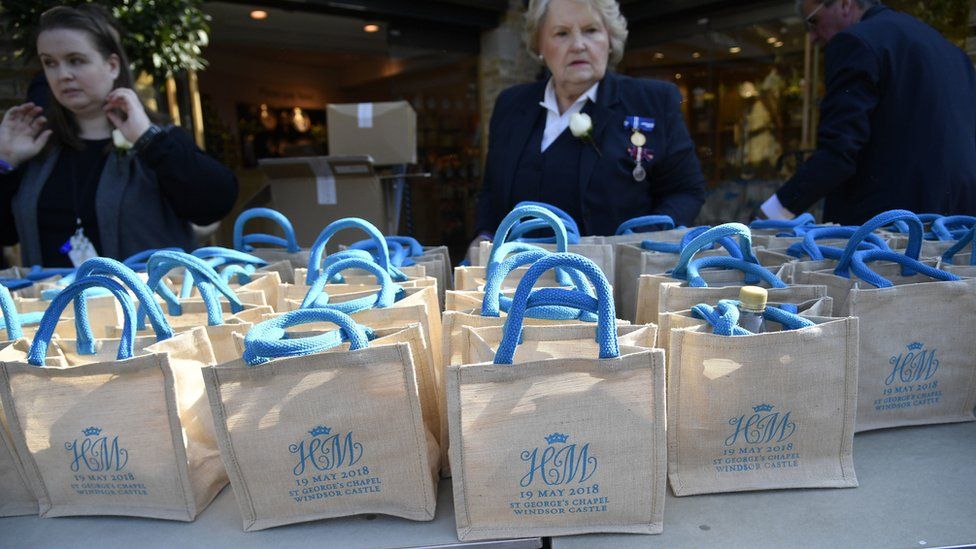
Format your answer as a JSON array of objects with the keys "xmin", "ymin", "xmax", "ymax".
[
  {"xmin": 887, "ymin": 0, "xmax": 971, "ymax": 47},
  {"xmin": 0, "ymin": 0, "xmax": 210, "ymax": 79}
]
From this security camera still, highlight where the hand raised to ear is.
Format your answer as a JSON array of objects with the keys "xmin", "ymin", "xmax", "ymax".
[{"xmin": 104, "ymin": 88, "xmax": 151, "ymax": 144}]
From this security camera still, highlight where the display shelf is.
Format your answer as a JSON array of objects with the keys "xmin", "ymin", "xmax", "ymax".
[
  {"xmin": 0, "ymin": 479, "xmax": 541, "ymax": 549},
  {"xmin": 551, "ymin": 421, "xmax": 976, "ymax": 549}
]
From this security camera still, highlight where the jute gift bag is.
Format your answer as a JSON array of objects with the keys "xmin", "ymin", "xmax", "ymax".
[
  {"xmin": 0, "ymin": 275, "xmax": 227, "ymax": 520},
  {"xmin": 448, "ymin": 254, "xmax": 665, "ymax": 540},
  {"xmin": 783, "ymin": 226, "xmax": 892, "ymax": 285},
  {"xmin": 0, "ymin": 338, "xmax": 38, "ymax": 516},
  {"xmin": 440, "ymin": 248, "xmax": 610, "ymax": 477},
  {"xmin": 203, "ymin": 308, "xmax": 438, "ymax": 531},
  {"xmin": 667, "ymin": 300, "xmax": 858, "ymax": 495},
  {"xmin": 634, "ymin": 224, "xmax": 827, "ymax": 325},
  {"xmin": 802, "ymin": 211, "xmax": 976, "ymax": 431},
  {"xmin": 938, "ymin": 224, "xmax": 975, "ymax": 273}
]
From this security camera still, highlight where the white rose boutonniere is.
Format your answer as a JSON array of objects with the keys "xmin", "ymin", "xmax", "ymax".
[
  {"xmin": 112, "ymin": 128, "xmax": 134, "ymax": 154},
  {"xmin": 569, "ymin": 112, "xmax": 601, "ymax": 157}
]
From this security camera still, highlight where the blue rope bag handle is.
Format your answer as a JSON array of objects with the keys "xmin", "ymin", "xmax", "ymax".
[
  {"xmin": 300, "ymin": 257, "xmax": 403, "ymax": 313},
  {"xmin": 146, "ymin": 251, "xmax": 245, "ymax": 326},
  {"xmin": 509, "ymin": 218, "xmax": 582, "ymax": 245},
  {"xmin": 243, "ymin": 308, "xmax": 373, "ymax": 365},
  {"xmin": 317, "ymin": 249, "xmax": 386, "ymax": 284},
  {"xmin": 233, "ymin": 207, "xmax": 302, "ymax": 253},
  {"xmin": 350, "ymin": 238, "xmax": 415, "ymax": 268},
  {"xmin": 0, "ymin": 278, "xmax": 33, "ymax": 292},
  {"xmin": 749, "ymin": 212, "xmax": 816, "ymax": 231},
  {"xmin": 122, "ymin": 248, "xmax": 183, "ymax": 272},
  {"xmin": 27, "ymin": 276, "xmax": 139, "ymax": 366},
  {"xmin": 941, "ymin": 225, "xmax": 976, "ymax": 266},
  {"xmin": 671, "ymin": 223, "xmax": 760, "ymax": 283},
  {"xmin": 514, "ymin": 201, "xmax": 580, "ymax": 235},
  {"xmin": 641, "ymin": 226, "xmax": 744, "ymax": 258},
  {"xmin": 307, "ymin": 218, "xmax": 402, "ymax": 285},
  {"xmin": 481, "ymin": 249, "xmax": 597, "ymax": 322},
  {"xmin": 834, "ymin": 210, "xmax": 924, "ymax": 279},
  {"xmin": 887, "ymin": 213, "xmax": 943, "ymax": 239},
  {"xmin": 182, "ymin": 248, "xmax": 268, "ymax": 298},
  {"xmin": 495, "ymin": 253, "xmax": 617, "ymax": 364},
  {"xmin": 615, "ymin": 215, "xmax": 676, "ymax": 235},
  {"xmin": 691, "ymin": 299, "xmax": 815, "ymax": 336},
  {"xmin": 0, "ymin": 284, "xmax": 35, "ymax": 340},
  {"xmin": 850, "ymin": 249, "xmax": 961, "ymax": 289},
  {"xmin": 74, "ymin": 258, "xmax": 174, "ymax": 348},
  {"xmin": 25, "ymin": 266, "xmax": 75, "ymax": 282},
  {"xmin": 932, "ymin": 215, "xmax": 976, "ymax": 242},
  {"xmin": 789, "ymin": 226, "xmax": 890, "ymax": 260},
  {"xmin": 488, "ymin": 205, "xmax": 574, "ymax": 286},
  {"xmin": 220, "ymin": 263, "xmax": 255, "ymax": 285}
]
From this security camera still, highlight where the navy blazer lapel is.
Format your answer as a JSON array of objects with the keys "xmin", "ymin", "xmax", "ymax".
[
  {"xmin": 501, "ymin": 81, "xmax": 546, "ymax": 208},
  {"xmin": 578, "ymin": 72, "xmax": 621, "ymax": 203}
]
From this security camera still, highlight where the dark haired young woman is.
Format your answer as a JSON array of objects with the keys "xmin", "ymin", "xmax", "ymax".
[{"xmin": 0, "ymin": 5, "xmax": 237, "ymax": 267}]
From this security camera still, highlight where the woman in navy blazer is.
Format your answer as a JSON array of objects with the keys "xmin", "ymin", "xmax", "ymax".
[{"xmin": 474, "ymin": 0, "xmax": 706, "ymax": 238}]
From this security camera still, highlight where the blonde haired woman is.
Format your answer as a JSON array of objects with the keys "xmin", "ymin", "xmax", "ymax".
[{"xmin": 474, "ymin": 0, "xmax": 705, "ymax": 239}]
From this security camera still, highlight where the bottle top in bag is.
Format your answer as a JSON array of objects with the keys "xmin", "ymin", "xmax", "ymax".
[{"xmin": 738, "ymin": 286, "xmax": 767, "ymax": 334}]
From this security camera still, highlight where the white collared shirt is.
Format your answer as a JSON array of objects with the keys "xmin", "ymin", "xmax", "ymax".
[{"xmin": 539, "ymin": 79, "xmax": 600, "ymax": 152}]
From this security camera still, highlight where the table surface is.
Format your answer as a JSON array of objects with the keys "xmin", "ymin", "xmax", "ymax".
[
  {"xmin": 3, "ymin": 422, "xmax": 973, "ymax": 549},
  {"xmin": 552, "ymin": 421, "xmax": 976, "ymax": 549},
  {"xmin": 0, "ymin": 478, "xmax": 539, "ymax": 549}
]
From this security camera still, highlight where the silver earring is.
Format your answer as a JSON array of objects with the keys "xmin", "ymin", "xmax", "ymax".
[{"xmin": 538, "ymin": 54, "xmax": 544, "ymax": 62}]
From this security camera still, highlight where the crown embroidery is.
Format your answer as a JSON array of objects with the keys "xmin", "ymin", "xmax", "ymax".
[
  {"xmin": 309, "ymin": 426, "xmax": 332, "ymax": 437},
  {"xmin": 82, "ymin": 426, "xmax": 102, "ymax": 437},
  {"xmin": 907, "ymin": 342, "xmax": 924, "ymax": 350},
  {"xmin": 752, "ymin": 404, "xmax": 774, "ymax": 413},
  {"xmin": 545, "ymin": 433, "xmax": 569, "ymax": 444}
]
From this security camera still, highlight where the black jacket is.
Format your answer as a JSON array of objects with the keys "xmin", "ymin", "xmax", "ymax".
[
  {"xmin": 475, "ymin": 71, "xmax": 706, "ymax": 236},
  {"xmin": 776, "ymin": 5, "xmax": 976, "ymax": 224}
]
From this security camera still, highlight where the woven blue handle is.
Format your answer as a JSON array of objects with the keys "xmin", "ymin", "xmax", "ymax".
[
  {"xmin": 850, "ymin": 249, "xmax": 961, "ymax": 289},
  {"xmin": 0, "ymin": 278, "xmax": 33, "ymax": 291},
  {"xmin": 640, "ymin": 226, "xmax": 742, "ymax": 259},
  {"xmin": 749, "ymin": 212, "xmax": 815, "ymax": 231},
  {"xmin": 835, "ymin": 210, "xmax": 922, "ymax": 278},
  {"xmin": 386, "ymin": 236, "xmax": 424, "ymax": 257},
  {"xmin": 514, "ymin": 201, "xmax": 580, "ymax": 234},
  {"xmin": 300, "ymin": 257, "xmax": 399, "ymax": 313},
  {"xmin": 509, "ymin": 218, "xmax": 582, "ymax": 245},
  {"xmin": 220, "ymin": 263, "xmax": 255, "ymax": 285},
  {"xmin": 122, "ymin": 247, "xmax": 183, "ymax": 272},
  {"xmin": 27, "ymin": 276, "xmax": 138, "ymax": 366},
  {"xmin": 672, "ymin": 223, "xmax": 759, "ymax": 281},
  {"xmin": 615, "ymin": 215, "xmax": 676, "ymax": 235},
  {"xmin": 233, "ymin": 207, "xmax": 301, "ymax": 253},
  {"xmin": 685, "ymin": 256, "xmax": 787, "ymax": 289},
  {"xmin": 243, "ymin": 308, "xmax": 371, "ymax": 365},
  {"xmin": 520, "ymin": 287, "xmax": 600, "ymax": 321},
  {"xmin": 74, "ymin": 258, "xmax": 174, "ymax": 349},
  {"xmin": 494, "ymin": 253, "xmax": 617, "ymax": 364},
  {"xmin": 146, "ymin": 251, "xmax": 244, "ymax": 326},
  {"xmin": 0, "ymin": 284, "xmax": 25, "ymax": 340},
  {"xmin": 307, "ymin": 218, "xmax": 399, "ymax": 285},
  {"xmin": 941, "ymin": 225, "xmax": 976, "ymax": 266},
  {"xmin": 691, "ymin": 299, "xmax": 815, "ymax": 336},
  {"xmin": 792, "ymin": 226, "xmax": 890, "ymax": 260},
  {"xmin": 180, "ymin": 247, "xmax": 267, "ymax": 298},
  {"xmin": 887, "ymin": 213, "xmax": 942, "ymax": 238},
  {"xmin": 481, "ymin": 249, "xmax": 596, "ymax": 321},
  {"xmin": 24, "ymin": 266, "xmax": 75, "ymax": 282},
  {"xmin": 488, "ymin": 205, "xmax": 570, "ymax": 261},
  {"xmin": 932, "ymin": 215, "xmax": 976, "ymax": 242}
]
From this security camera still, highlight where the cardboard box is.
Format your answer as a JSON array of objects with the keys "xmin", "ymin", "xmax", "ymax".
[
  {"xmin": 257, "ymin": 156, "xmax": 390, "ymax": 251},
  {"xmin": 327, "ymin": 101, "xmax": 417, "ymax": 165}
]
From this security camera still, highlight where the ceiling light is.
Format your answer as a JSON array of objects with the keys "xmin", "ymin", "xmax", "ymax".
[
  {"xmin": 767, "ymin": 37, "xmax": 777, "ymax": 44},
  {"xmin": 774, "ymin": 41, "xmax": 784, "ymax": 48},
  {"xmin": 653, "ymin": 52, "xmax": 664, "ymax": 59},
  {"xmin": 692, "ymin": 52, "xmax": 701, "ymax": 59},
  {"xmin": 729, "ymin": 46, "xmax": 742, "ymax": 54},
  {"xmin": 250, "ymin": 10, "xmax": 268, "ymax": 20},
  {"xmin": 363, "ymin": 23, "xmax": 380, "ymax": 33}
]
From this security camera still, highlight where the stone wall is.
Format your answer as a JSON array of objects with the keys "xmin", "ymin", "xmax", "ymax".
[{"xmin": 478, "ymin": 0, "xmax": 540, "ymax": 160}]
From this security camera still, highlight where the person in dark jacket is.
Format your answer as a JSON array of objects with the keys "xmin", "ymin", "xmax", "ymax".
[
  {"xmin": 760, "ymin": 0, "xmax": 976, "ymax": 224},
  {"xmin": 0, "ymin": 5, "xmax": 237, "ymax": 267},
  {"xmin": 473, "ymin": 0, "xmax": 705, "ymax": 243}
]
